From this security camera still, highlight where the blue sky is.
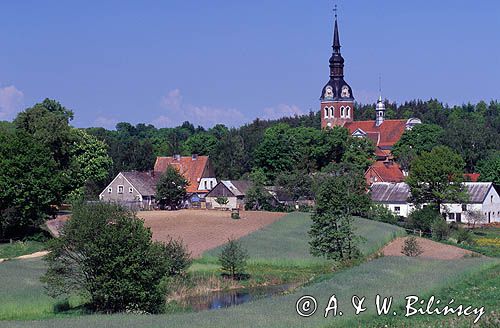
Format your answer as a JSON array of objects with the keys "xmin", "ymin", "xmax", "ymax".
[{"xmin": 1, "ymin": 0, "xmax": 499, "ymax": 129}]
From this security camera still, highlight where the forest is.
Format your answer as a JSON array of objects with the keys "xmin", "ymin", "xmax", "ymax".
[{"xmin": 1, "ymin": 98, "xmax": 499, "ymax": 238}]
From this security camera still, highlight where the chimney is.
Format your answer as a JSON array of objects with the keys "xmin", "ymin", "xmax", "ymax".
[{"xmin": 192, "ymin": 154, "xmax": 198, "ymax": 160}]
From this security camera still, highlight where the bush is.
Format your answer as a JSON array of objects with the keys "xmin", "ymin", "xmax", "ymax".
[
  {"xmin": 432, "ymin": 218, "xmax": 450, "ymax": 241},
  {"xmin": 218, "ymin": 238, "xmax": 249, "ymax": 279},
  {"xmin": 42, "ymin": 202, "xmax": 181, "ymax": 314},
  {"xmin": 162, "ymin": 237, "xmax": 192, "ymax": 276},
  {"xmin": 231, "ymin": 212, "xmax": 240, "ymax": 220},
  {"xmin": 405, "ymin": 206, "xmax": 441, "ymax": 234},
  {"xmin": 455, "ymin": 227, "xmax": 474, "ymax": 245},
  {"xmin": 367, "ymin": 204, "xmax": 398, "ymax": 224},
  {"xmin": 401, "ymin": 236, "xmax": 423, "ymax": 257}
]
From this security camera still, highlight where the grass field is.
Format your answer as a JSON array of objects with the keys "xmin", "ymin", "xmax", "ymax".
[
  {"xmin": 1, "ymin": 257, "xmax": 496, "ymax": 328},
  {"xmin": 203, "ymin": 213, "xmax": 405, "ymax": 263},
  {"xmin": 0, "ymin": 241, "xmax": 46, "ymax": 259}
]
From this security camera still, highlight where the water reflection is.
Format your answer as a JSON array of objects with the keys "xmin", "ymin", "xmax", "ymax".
[{"xmin": 182, "ymin": 283, "xmax": 295, "ymax": 311}]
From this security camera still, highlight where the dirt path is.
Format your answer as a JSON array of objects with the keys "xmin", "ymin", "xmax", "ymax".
[
  {"xmin": 140, "ymin": 210, "xmax": 285, "ymax": 257},
  {"xmin": 381, "ymin": 236, "xmax": 476, "ymax": 260}
]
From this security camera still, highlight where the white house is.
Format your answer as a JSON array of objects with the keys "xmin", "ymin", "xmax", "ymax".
[
  {"xmin": 441, "ymin": 182, "xmax": 500, "ymax": 224},
  {"xmin": 370, "ymin": 182, "xmax": 415, "ymax": 217},
  {"xmin": 370, "ymin": 182, "xmax": 500, "ymax": 224}
]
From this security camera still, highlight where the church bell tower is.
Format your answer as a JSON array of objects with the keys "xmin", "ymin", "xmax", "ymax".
[{"xmin": 320, "ymin": 8, "xmax": 355, "ymax": 129}]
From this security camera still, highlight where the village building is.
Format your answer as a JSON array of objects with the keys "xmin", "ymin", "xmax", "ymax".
[
  {"xmin": 205, "ymin": 180, "xmax": 252, "ymax": 210},
  {"xmin": 370, "ymin": 182, "xmax": 500, "ymax": 224},
  {"xmin": 100, "ymin": 155, "xmax": 217, "ymax": 209},
  {"xmin": 319, "ymin": 15, "xmax": 419, "ymax": 185}
]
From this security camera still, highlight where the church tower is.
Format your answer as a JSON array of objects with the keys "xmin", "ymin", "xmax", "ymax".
[{"xmin": 320, "ymin": 10, "xmax": 355, "ymax": 129}]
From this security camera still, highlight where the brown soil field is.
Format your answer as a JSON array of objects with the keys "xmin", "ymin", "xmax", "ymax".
[
  {"xmin": 381, "ymin": 236, "xmax": 476, "ymax": 260},
  {"xmin": 139, "ymin": 210, "xmax": 285, "ymax": 257}
]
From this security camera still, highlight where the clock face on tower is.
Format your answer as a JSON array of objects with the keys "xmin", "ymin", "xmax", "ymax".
[
  {"xmin": 324, "ymin": 86, "xmax": 333, "ymax": 99},
  {"xmin": 341, "ymin": 85, "xmax": 350, "ymax": 98}
]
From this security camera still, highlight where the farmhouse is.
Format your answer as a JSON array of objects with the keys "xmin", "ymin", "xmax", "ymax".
[
  {"xmin": 319, "ymin": 15, "xmax": 419, "ymax": 185},
  {"xmin": 370, "ymin": 182, "xmax": 414, "ymax": 217},
  {"xmin": 99, "ymin": 171, "xmax": 157, "ymax": 209},
  {"xmin": 100, "ymin": 154, "xmax": 217, "ymax": 209},
  {"xmin": 371, "ymin": 182, "xmax": 500, "ymax": 224},
  {"xmin": 205, "ymin": 180, "xmax": 252, "ymax": 210}
]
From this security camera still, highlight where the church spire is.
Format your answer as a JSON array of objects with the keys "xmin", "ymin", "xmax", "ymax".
[
  {"xmin": 329, "ymin": 5, "xmax": 344, "ymax": 78},
  {"xmin": 333, "ymin": 6, "xmax": 341, "ymax": 52}
]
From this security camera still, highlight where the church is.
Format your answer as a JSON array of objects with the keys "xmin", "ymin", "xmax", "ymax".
[{"xmin": 319, "ymin": 13, "xmax": 421, "ymax": 185}]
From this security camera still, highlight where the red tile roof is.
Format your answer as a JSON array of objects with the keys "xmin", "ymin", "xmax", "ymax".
[
  {"xmin": 366, "ymin": 161, "xmax": 405, "ymax": 184},
  {"xmin": 345, "ymin": 119, "xmax": 407, "ymax": 147},
  {"xmin": 464, "ymin": 173, "xmax": 480, "ymax": 182},
  {"xmin": 154, "ymin": 156, "xmax": 210, "ymax": 193}
]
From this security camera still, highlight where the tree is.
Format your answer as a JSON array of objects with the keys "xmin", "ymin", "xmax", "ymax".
[
  {"xmin": 467, "ymin": 210, "xmax": 486, "ymax": 228},
  {"xmin": 341, "ymin": 136, "xmax": 375, "ymax": 172},
  {"xmin": 218, "ymin": 238, "xmax": 249, "ymax": 279},
  {"xmin": 67, "ymin": 129, "xmax": 113, "ymax": 200},
  {"xmin": 0, "ymin": 130, "xmax": 60, "ymax": 238},
  {"xmin": 309, "ymin": 171, "xmax": 367, "ymax": 261},
  {"xmin": 183, "ymin": 133, "xmax": 217, "ymax": 156},
  {"xmin": 275, "ymin": 169, "xmax": 314, "ymax": 201},
  {"xmin": 392, "ymin": 124, "xmax": 444, "ymax": 171},
  {"xmin": 477, "ymin": 152, "xmax": 500, "ymax": 184},
  {"xmin": 245, "ymin": 168, "xmax": 272, "ymax": 210},
  {"xmin": 407, "ymin": 146, "xmax": 467, "ymax": 207},
  {"xmin": 155, "ymin": 166, "xmax": 189, "ymax": 210},
  {"xmin": 14, "ymin": 99, "xmax": 75, "ymax": 202},
  {"xmin": 401, "ymin": 236, "xmax": 423, "ymax": 257},
  {"xmin": 215, "ymin": 197, "xmax": 229, "ymax": 209},
  {"xmin": 405, "ymin": 206, "xmax": 442, "ymax": 234},
  {"xmin": 42, "ymin": 202, "xmax": 175, "ymax": 313}
]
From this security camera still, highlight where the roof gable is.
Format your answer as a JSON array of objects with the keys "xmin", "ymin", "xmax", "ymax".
[
  {"xmin": 154, "ymin": 156, "xmax": 211, "ymax": 193},
  {"xmin": 366, "ymin": 161, "xmax": 405, "ymax": 183},
  {"xmin": 345, "ymin": 119, "xmax": 407, "ymax": 147}
]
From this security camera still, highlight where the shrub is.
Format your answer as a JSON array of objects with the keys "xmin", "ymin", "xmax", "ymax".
[
  {"xmin": 218, "ymin": 238, "xmax": 249, "ymax": 279},
  {"xmin": 231, "ymin": 212, "xmax": 240, "ymax": 220},
  {"xmin": 405, "ymin": 206, "xmax": 441, "ymax": 234},
  {"xmin": 455, "ymin": 227, "xmax": 474, "ymax": 245},
  {"xmin": 162, "ymin": 237, "xmax": 192, "ymax": 276},
  {"xmin": 367, "ymin": 204, "xmax": 398, "ymax": 224},
  {"xmin": 215, "ymin": 197, "xmax": 229, "ymax": 208},
  {"xmin": 42, "ymin": 202, "xmax": 177, "ymax": 314},
  {"xmin": 401, "ymin": 236, "xmax": 423, "ymax": 257},
  {"xmin": 432, "ymin": 218, "xmax": 450, "ymax": 241}
]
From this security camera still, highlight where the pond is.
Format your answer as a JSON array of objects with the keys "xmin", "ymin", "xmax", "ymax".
[{"xmin": 181, "ymin": 283, "xmax": 297, "ymax": 311}]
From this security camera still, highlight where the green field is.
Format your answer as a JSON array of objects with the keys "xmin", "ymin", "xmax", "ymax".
[
  {"xmin": 0, "ymin": 241, "xmax": 46, "ymax": 259},
  {"xmin": 1, "ymin": 257, "xmax": 496, "ymax": 328},
  {"xmin": 0, "ymin": 213, "xmax": 497, "ymax": 327},
  {"xmin": 204, "ymin": 213, "xmax": 405, "ymax": 263}
]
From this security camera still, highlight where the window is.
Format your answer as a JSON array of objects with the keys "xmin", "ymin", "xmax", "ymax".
[
  {"xmin": 449, "ymin": 213, "xmax": 455, "ymax": 221},
  {"xmin": 118, "ymin": 185, "xmax": 124, "ymax": 194},
  {"xmin": 129, "ymin": 187, "xmax": 133, "ymax": 193},
  {"xmin": 330, "ymin": 107, "xmax": 334, "ymax": 117},
  {"xmin": 456, "ymin": 213, "xmax": 462, "ymax": 223},
  {"xmin": 346, "ymin": 106, "xmax": 350, "ymax": 118},
  {"xmin": 442, "ymin": 213, "xmax": 447, "ymax": 220},
  {"xmin": 108, "ymin": 188, "xmax": 112, "ymax": 194},
  {"xmin": 204, "ymin": 181, "xmax": 208, "ymax": 190},
  {"xmin": 491, "ymin": 195, "xmax": 494, "ymax": 203},
  {"xmin": 461, "ymin": 204, "xmax": 467, "ymax": 211},
  {"xmin": 394, "ymin": 206, "xmax": 401, "ymax": 215},
  {"xmin": 340, "ymin": 106, "xmax": 345, "ymax": 117},
  {"xmin": 324, "ymin": 107, "xmax": 328, "ymax": 118}
]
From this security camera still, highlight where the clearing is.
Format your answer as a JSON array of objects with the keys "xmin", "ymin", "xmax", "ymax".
[
  {"xmin": 139, "ymin": 210, "xmax": 285, "ymax": 257},
  {"xmin": 381, "ymin": 236, "xmax": 475, "ymax": 260}
]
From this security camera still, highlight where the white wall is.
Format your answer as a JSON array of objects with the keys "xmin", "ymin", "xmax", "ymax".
[
  {"xmin": 206, "ymin": 196, "xmax": 237, "ymax": 209},
  {"xmin": 441, "ymin": 187, "xmax": 500, "ymax": 224},
  {"xmin": 199, "ymin": 178, "xmax": 218, "ymax": 191},
  {"xmin": 382, "ymin": 203, "xmax": 415, "ymax": 218}
]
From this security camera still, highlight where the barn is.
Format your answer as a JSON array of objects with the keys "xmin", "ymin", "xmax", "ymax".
[{"xmin": 205, "ymin": 180, "xmax": 252, "ymax": 210}]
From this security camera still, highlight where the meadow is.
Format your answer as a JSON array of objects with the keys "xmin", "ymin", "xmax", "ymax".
[{"xmin": 0, "ymin": 212, "xmax": 497, "ymax": 327}]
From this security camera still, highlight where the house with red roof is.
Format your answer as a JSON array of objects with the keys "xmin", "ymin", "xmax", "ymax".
[
  {"xmin": 100, "ymin": 154, "xmax": 217, "ymax": 209},
  {"xmin": 319, "ymin": 15, "xmax": 420, "ymax": 185}
]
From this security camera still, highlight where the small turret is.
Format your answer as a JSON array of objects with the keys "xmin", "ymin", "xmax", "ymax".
[{"xmin": 375, "ymin": 95, "xmax": 386, "ymax": 126}]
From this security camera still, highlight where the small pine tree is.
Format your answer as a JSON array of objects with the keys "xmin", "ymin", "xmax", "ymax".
[
  {"xmin": 218, "ymin": 239, "xmax": 249, "ymax": 279},
  {"xmin": 215, "ymin": 196, "xmax": 229, "ymax": 209},
  {"xmin": 401, "ymin": 236, "xmax": 423, "ymax": 257}
]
